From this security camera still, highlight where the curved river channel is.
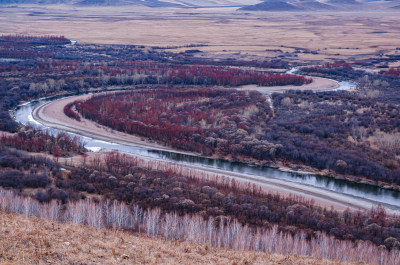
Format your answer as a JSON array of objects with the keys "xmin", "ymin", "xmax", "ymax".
[{"xmin": 14, "ymin": 85, "xmax": 400, "ymax": 214}]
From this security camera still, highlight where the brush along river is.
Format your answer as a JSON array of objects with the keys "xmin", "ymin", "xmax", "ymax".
[{"xmin": 14, "ymin": 80, "xmax": 400, "ymax": 215}]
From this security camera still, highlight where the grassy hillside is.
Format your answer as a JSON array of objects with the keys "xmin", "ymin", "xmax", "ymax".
[{"xmin": 0, "ymin": 211, "xmax": 360, "ymax": 265}]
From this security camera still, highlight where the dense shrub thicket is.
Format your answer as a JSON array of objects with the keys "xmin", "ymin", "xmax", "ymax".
[
  {"xmin": 0, "ymin": 147, "xmax": 57, "ymax": 190},
  {"xmin": 1, "ymin": 127, "xmax": 85, "ymax": 156},
  {"xmin": 75, "ymin": 88, "xmax": 400, "ymax": 185},
  {"xmin": 75, "ymin": 89, "xmax": 280, "ymax": 158},
  {"xmin": 270, "ymin": 90, "xmax": 400, "ymax": 184}
]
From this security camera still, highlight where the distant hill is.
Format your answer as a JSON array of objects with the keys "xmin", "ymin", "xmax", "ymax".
[
  {"xmin": 0, "ymin": 0, "xmax": 74, "ymax": 3},
  {"xmin": 75, "ymin": 0, "xmax": 183, "ymax": 7},
  {"xmin": 327, "ymin": 0, "xmax": 360, "ymax": 5},
  {"xmin": 238, "ymin": 0, "xmax": 378, "ymax": 11},
  {"xmin": 0, "ymin": 0, "xmax": 37, "ymax": 3},
  {"xmin": 295, "ymin": 0, "xmax": 336, "ymax": 10},
  {"xmin": 76, "ymin": 0, "xmax": 124, "ymax": 6},
  {"xmin": 0, "ymin": 0, "xmax": 261, "ymax": 6},
  {"xmin": 240, "ymin": 1, "xmax": 302, "ymax": 11},
  {"xmin": 0, "ymin": 0, "xmax": 399, "ymax": 11}
]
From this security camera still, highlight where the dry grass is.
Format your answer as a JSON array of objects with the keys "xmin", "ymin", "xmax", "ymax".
[
  {"xmin": 0, "ymin": 211, "xmax": 360, "ymax": 265},
  {"xmin": 1, "ymin": 5, "xmax": 400, "ymax": 64}
]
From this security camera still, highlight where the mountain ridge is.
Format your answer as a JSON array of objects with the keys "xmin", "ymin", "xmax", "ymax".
[{"xmin": 0, "ymin": 0, "xmax": 399, "ymax": 11}]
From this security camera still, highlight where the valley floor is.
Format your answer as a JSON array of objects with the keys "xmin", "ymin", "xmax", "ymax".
[
  {"xmin": 32, "ymin": 92, "xmax": 400, "ymax": 214},
  {"xmin": 1, "ymin": 5, "xmax": 400, "ymax": 64}
]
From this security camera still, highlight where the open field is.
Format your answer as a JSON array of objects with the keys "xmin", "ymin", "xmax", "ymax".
[{"xmin": 1, "ymin": 5, "xmax": 400, "ymax": 64}]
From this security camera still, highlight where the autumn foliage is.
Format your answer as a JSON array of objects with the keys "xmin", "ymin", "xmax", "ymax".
[
  {"xmin": 1, "ymin": 127, "xmax": 85, "ymax": 156},
  {"xmin": 74, "ymin": 89, "xmax": 282, "ymax": 159},
  {"xmin": 382, "ymin": 68, "xmax": 400, "ymax": 77},
  {"xmin": 64, "ymin": 102, "xmax": 81, "ymax": 121}
]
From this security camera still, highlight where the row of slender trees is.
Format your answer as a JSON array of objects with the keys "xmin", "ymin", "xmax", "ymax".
[{"xmin": 1, "ymin": 188, "xmax": 399, "ymax": 265}]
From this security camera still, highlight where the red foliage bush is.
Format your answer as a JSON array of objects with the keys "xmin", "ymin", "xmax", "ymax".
[
  {"xmin": 382, "ymin": 68, "xmax": 400, "ymax": 77},
  {"xmin": 64, "ymin": 102, "xmax": 81, "ymax": 121},
  {"xmin": 0, "ymin": 127, "xmax": 85, "ymax": 156}
]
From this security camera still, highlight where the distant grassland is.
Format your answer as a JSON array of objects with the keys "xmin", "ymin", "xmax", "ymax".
[{"xmin": 1, "ymin": 5, "xmax": 400, "ymax": 64}]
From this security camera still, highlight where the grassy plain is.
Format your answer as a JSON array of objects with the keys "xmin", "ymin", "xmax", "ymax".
[{"xmin": 1, "ymin": 5, "xmax": 400, "ymax": 65}]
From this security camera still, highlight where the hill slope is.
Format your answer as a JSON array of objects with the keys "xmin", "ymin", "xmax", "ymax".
[
  {"xmin": 240, "ymin": 1, "xmax": 302, "ymax": 10},
  {"xmin": 0, "ymin": 211, "xmax": 353, "ymax": 265},
  {"xmin": 238, "ymin": 0, "xmax": 398, "ymax": 11}
]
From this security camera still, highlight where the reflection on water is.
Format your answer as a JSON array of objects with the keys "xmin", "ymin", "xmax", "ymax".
[{"xmin": 14, "ymin": 95, "xmax": 400, "ymax": 209}]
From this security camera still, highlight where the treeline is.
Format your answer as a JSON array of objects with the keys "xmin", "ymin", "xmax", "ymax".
[
  {"xmin": 0, "ymin": 35, "xmax": 69, "ymax": 59},
  {"xmin": 1, "ymin": 189, "xmax": 399, "ymax": 264},
  {"xmin": 0, "ymin": 35, "xmax": 70, "ymax": 47},
  {"xmin": 299, "ymin": 62, "xmax": 364, "ymax": 80},
  {"xmin": 1, "ymin": 127, "xmax": 85, "ymax": 156},
  {"xmin": 2, "ymin": 59, "xmax": 311, "ymax": 88}
]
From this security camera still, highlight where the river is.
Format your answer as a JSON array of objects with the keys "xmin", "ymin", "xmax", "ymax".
[{"xmin": 13, "ymin": 92, "xmax": 400, "ymax": 214}]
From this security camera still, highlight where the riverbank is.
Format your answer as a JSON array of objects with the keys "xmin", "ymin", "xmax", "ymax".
[
  {"xmin": 30, "ymin": 93, "xmax": 400, "ymax": 214},
  {"xmin": 40, "ymin": 90, "xmax": 398, "ymax": 194},
  {"xmin": 227, "ymin": 154, "xmax": 400, "ymax": 193}
]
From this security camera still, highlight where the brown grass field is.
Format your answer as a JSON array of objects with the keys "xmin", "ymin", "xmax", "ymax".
[
  {"xmin": 1, "ymin": 5, "xmax": 400, "ymax": 65},
  {"xmin": 0, "ymin": 211, "xmax": 363, "ymax": 265}
]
